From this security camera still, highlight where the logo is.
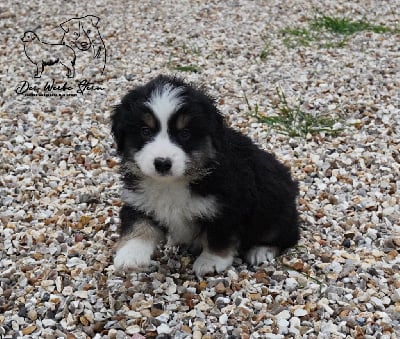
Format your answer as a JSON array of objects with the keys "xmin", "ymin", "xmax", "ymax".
[{"xmin": 17, "ymin": 15, "xmax": 107, "ymax": 96}]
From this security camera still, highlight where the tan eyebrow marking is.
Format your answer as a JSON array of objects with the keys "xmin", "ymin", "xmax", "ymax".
[
  {"xmin": 142, "ymin": 112, "xmax": 156, "ymax": 129},
  {"xmin": 176, "ymin": 114, "xmax": 192, "ymax": 130}
]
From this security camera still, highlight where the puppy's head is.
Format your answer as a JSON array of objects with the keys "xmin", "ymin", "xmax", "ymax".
[
  {"xmin": 21, "ymin": 31, "xmax": 38, "ymax": 43},
  {"xmin": 60, "ymin": 16, "xmax": 96, "ymax": 51},
  {"xmin": 112, "ymin": 76, "xmax": 223, "ymax": 181}
]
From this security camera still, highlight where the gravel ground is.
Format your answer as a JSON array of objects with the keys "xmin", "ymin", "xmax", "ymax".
[{"xmin": 1, "ymin": 0, "xmax": 400, "ymax": 338}]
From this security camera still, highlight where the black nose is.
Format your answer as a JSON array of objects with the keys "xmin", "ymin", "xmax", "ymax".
[{"xmin": 154, "ymin": 157, "xmax": 172, "ymax": 174}]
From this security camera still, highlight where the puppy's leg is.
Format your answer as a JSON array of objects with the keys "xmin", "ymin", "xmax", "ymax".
[
  {"xmin": 193, "ymin": 232, "xmax": 236, "ymax": 278},
  {"xmin": 193, "ymin": 247, "xmax": 235, "ymax": 278},
  {"xmin": 62, "ymin": 62, "xmax": 75, "ymax": 78},
  {"xmin": 245, "ymin": 246, "xmax": 279, "ymax": 265},
  {"xmin": 114, "ymin": 222, "xmax": 163, "ymax": 271},
  {"xmin": 114, "ymin": 205, "xmax": 164, "ymax": 271},
  {"xmin": 34, "ymin": 63, "xmax": 43, "ymax": 78}
]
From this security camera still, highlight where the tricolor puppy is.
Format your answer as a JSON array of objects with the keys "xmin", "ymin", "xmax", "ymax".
[{"xmin": 111, "ymin": 75, "xmax": 300, "ymax": 277}]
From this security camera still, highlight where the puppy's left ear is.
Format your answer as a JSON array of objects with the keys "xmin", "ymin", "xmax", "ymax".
[
  {"xmin": 111, "ymin": 105, "xmax": 125, "ymax": 154},
  {"xmin": 86, "ymin": 15, "xmax": 100, "ymax": 28}
]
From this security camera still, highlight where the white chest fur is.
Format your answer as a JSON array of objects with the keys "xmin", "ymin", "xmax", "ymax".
[{"xmin": 121, "ymin": 179, "xmax": 218, "ymax": 244}]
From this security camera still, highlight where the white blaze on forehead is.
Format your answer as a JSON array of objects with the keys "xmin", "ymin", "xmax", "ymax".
[
  {"xmin": 136, "ymin": 83, "xmax": 187, "ymax": 179},
  {"xmin": 145, "ymin": 83, "xmax": 184, "ymax": 131}
]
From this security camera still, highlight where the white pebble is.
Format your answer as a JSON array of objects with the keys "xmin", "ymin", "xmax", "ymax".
[
  {"xmin": 290, "ymin": 316, "xmax": 301, "ymax": 328},
  {"xmin": 370, "ymin": 296, "xmax": 385, "ymax": 310},
  {"xmin": 285, "ymin": 278, "xmax": 298, "ymax": 291},
  {"xmin": 74, "ymin": 290, "xmax": 88, "ymax": 299},
  {"xmin": 320, "ymin": 320, "xmax": 339, "ymax": 334},
  {"xmin": 219, "ymin": 313, "xmax": 228, "ymax": 325},
  {"xmin": 227, "ymin": 269, "xmax": 239, "ymax": 281},
  {"xmin": 157, "ymin": 323, "xmax": 172, "ymax": 334},
  {"xmin": 42, "ymin": 319, "xmax": 57, "ymax": 327},
  {"xmin": 62, "ymin": 286, "xmax": 73, "ymax": 296},
  {"xmin": 193, "ymin": 331, "xmax": 202, "ymax": 339},
  {"xmin": 392, "ymin": 288, "xmax": 400, "ymax": 302},
  {"xmin": 275, "ymin": 310, "xmax": 291, "ymax": 320},
  {"xmin": 15, "ymin": 135, "xmax": 24, "ymax": 144},
  {"xmin": 277, "ymin": 318, "xmax": 289, "ymax": 334},
  {"xmin": 264, "ymin": 334, "xmax": 284, "ymax": 339},
  {"xmin": 126, "ymin": 325, "xmax": 141, "ymax": 335},
  {"xmin": 293, "ymin": 308, "xmax": 308, "ymax": 317}
]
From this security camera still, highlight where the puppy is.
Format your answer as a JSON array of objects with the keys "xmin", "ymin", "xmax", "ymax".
[
  {"xmin": 111, "ymin": 75, "xmax": 300, "ymax": 277},
  {"xmin": 21, "ymin": 31, "xmax": 76, "ymax": 78}
]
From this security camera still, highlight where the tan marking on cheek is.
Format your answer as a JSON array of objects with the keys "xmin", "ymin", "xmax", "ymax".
[
  {"xmin": 176, "ymin": 114, "xmax": 192, "ymax": 130},
  {"xmin": 142, "ymin": 113, "xmax": 157, "ymax": 129}
]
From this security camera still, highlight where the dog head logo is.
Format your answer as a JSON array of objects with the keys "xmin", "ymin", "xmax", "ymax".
[
  {"xmin": 21, "ymin": 15, "xmax": 106, "ymax": 78},
  {"xmin": 60, "ymin": 15, "xmax": 106, "ymax": 74}
]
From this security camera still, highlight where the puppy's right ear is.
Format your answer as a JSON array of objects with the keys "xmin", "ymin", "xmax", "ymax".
[{"xmin": 111, "ymin": 104, "xmax": 125, "ymax": 154}]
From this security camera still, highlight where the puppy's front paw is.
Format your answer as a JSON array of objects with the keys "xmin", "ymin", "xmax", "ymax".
[
  {"xmin": 193, "ymin": 250, "xmax": 233, "ymax": 278},
  {"xmin": 245, "ymin": 246, "xmax": 279, "ymax": 265},
  {"xmin": 114, "ymin": 238, "xmax": 155, "ymax": 271}
]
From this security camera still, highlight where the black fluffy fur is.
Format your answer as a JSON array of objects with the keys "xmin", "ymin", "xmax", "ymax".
[{"xmin": 112, "ymin": 75, "xmax": 299, "ymax": 259}]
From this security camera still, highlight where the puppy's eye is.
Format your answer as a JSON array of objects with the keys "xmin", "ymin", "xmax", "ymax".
[
  {"xmin": 141, "ymin": 126, "xmax": 153, "ymax": 139},
  {"xmin": 179, "ymin": 129, "xmax": 191, "ymax": 141}
]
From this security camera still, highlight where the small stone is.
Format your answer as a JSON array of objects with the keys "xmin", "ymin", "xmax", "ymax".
[
  {"xmin": 264, "ymin": 333, "xmax": 285, "ymax": 338},
  {"xmin": 215, "ymin": 281, "xmax": 226, "ymax": 294},
  {"xmin": 357, "ymin": 291, "xmax": 370, "ymax": 302},
  {"xmin": 253, "ymin": 302, "xmax": 263, "ymax": 311},
  {"xmin": 219, "ymin": 313, "xmax": 228, "ymax": 325},
  {"xmin": 289, "ymin": 139, "xmax": 298, "ymax": 148},
  {"xmin": 22, "ymin": 325, "xmax": 37, "ymax": 335},
  {"xmin": 27, "ymin": 309, "xmax": 38, "ymax": 321},
  {"xmin": 193, "ymin": 331, "xmax": 202, "ymax": 339},
  {"xmin": 289, "ymin": 316, "xmax": 301, "ymax": 329},
  {"xmin": 344, "ymin": 232, "xmax": 355, "ymax": 239},
  {"xmin": 41, "ymin": 292, "xmax": 51, "ymax": 302},
  {"xmin": 392, "ymin": 288, "xmax": 400, "ymax": 302},
  {"xmin": 126, "ymin": 325, "xmax": 141, "ymax": 335},
  {"xmin": 317, "ymin": 299, "xmax": 334, "ymax": 315},
  {"xmin": 320, "ymin": 321, "xmax": 338, "ymax": 333},
  {"xmin": 15, "ymin": 135, "xmax": 24, "ymax": 144},
  {"xmin": 79, "ymin": 315, "xmax": 90, "ymax": 326},
  {"xmin": 342, "ymin": 239, "xmax": 351, "ymax": 248},
  {"xmin": 293, "ymin": 308, "xmax": 308, "ymax": 317},
  {"xmin": 227, "ymin": 269, "xmax": 239, "ymax": 281},
  {"xmin": 62, "ymin": 286, "xmax": 74, "ymax": 296},
  {"xmin": 18, "ymin": 305, "xmax": 27, "ymax": 317},
  {"xmin": 151, "ymin": 304, "xmax": 164, "ymax": 317},
  {"xmin": 248, "ymin": 292, "xmax": 262, "ymax": 301},
  {"xmin": 42, "ymin": 319, "xmax": 57, "ymax": 327},
  {"xmin": 254, "ymin": 270, "xmax": 269, "ymax": 284},
  {"xmin": 157, "ymin": 323, "xmax": 172, "ymax": 334},
  {"xmin": 382, "ymin": 207, "xmax": 395, "ymax": 216},
  {"xmin": 276, "ymin": 310, "xmax": 291, "ymax": 320},
  {"xmin": 277, "ymin": 318, "xmax": 289, "ymax": 334},
  {"xmin": 320, "ymin": 254, "xmax": 331, "ymax": 263},
  {"xmin": 370, "ymin": 296, "xmax": 385, "ymax": 310},
  {"xmin": 284, "ymin": 278, "xmax": 298, "ymax": 291},
  {"xmin": 196, "ymin": 301, "xmax": 211, "ymax": 312},
  {"xmin": 74, "ymin": 290, "xmax": 88, "ymax": 299},
  {"xmin": 108, "ymin": 329, "xmax": 118, "ymax": 339}
]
